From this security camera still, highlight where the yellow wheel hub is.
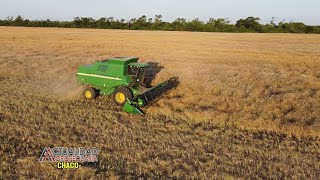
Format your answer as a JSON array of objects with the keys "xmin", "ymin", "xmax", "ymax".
[
  {"xmin": 116, "ymin": 92, "xmax": 126, "ymax": 103},
  {"xmin": 85, "ymin": 91, "xmax": 92, "ymax": 99}
]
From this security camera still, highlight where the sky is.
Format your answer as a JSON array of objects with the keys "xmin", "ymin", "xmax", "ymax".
[{"xmin": 0, "ymin": 0, "xmax": 319, "ymax": 25}]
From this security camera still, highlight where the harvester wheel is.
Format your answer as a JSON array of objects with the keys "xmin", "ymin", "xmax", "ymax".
[
  {"xmin": 83, "ymin": 87, "xmax": 97, "ymax": 99},
  {"xmin": 113, "ymin": 86, "xmax": 133, "ymax": 105}
]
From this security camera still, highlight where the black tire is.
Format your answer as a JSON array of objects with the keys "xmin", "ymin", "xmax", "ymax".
[
  {"xmin": 113, "ymin": 86, "xmax": 133, "ymax": 105},
  {"xmin": 83, "ymin": 87, "xmax": 97, "ymax": 99}
]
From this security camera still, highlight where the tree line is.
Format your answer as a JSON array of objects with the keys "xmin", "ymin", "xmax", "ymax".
[{"xmin": 0, "ymin": 15, "xmax": 319, "ymax": 34}]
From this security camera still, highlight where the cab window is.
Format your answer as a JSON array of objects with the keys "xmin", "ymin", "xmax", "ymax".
[
  {"xmin": 98, "ymin": 65, "xmax": 108, "ymax": 72},
  {"xmin": 128, "ymin": 66, "xmax": 138, "ymax": 75}
]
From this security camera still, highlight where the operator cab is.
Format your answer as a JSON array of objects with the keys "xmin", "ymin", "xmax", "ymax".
[{"xmin": 128, "ymin": 62, "xmax": 149, "ymax": 86}]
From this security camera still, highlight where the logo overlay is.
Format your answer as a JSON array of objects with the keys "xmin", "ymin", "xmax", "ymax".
[{"xmin": 39, "ymin": 147, "xmax": 99, "ymax": 169}]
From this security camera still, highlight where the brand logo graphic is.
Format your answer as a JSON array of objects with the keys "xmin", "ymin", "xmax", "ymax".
[{"xmin": 39, "ymin": 147, "xmax": 99, "ymax": 169}]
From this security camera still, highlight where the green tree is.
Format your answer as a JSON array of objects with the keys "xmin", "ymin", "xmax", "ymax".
[
  {"xmin": 97, "ymin": 17, "xmax": 107, "ymax": 29},
  {"xmin": 14, "ymin": 15, "xmax": 24, "ymax": 26},
  {"xmin": 137, "ymin": 15, "xmax": 147, "ymax": 29},
  {"xmin": 152, "ymin": 15, "xmax": 163, "ymax": 29},
  {"xmin": 207, "ymin": 18, "xmax": 230, "ymax": 31},
  {"xmin": 236, "ymin": 17, "xmax": 263, "ymax": 32},
  {"xmin": 73, "ymin": 17, "xmax": 81, "ymax": 27},
  {"xmin": 185, "ymin": 18, "xmax": 204, "ymax": 31},
  {"xmin": 281, "ymin": 22, "xmax": 306, "ymax": 33},
  {"xmin": 172, "ymin": 18, "xmax": 186, "ymax": 31},
  {"xmin": 270, "ymin": 17, "xmax": 276, "ymax": 27}
]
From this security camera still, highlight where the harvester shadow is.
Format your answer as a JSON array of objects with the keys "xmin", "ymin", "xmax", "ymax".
[{"xmin": 144, "ymin": 62, "xmax": 163, "ymax": 88}]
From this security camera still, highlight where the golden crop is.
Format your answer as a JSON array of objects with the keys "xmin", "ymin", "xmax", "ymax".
[{"xmin": 0, "ymin": 27, "xmax": 319, "ymax": 179}]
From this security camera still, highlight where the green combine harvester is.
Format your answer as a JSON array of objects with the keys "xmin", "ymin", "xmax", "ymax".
[{"xmin": 76, "ymin": 57, "xmax": 178, "ymax": 115}]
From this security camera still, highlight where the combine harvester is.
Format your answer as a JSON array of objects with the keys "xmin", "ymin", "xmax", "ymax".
[{"xmin": 77, "ymin": 57, "xmax": 178, "ymax": 115}]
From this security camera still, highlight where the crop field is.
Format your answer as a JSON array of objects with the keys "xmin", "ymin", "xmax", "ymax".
[{"xmin": 0, "ymin": 27, "xmax": 319, "ymax": 179}]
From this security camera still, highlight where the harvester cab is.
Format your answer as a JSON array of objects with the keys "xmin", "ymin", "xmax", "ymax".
[
  {"xmin": 77, "ymin": 57, "xmax": 178, "ymax": 115},
  {"xmin": 128, "ymin": 62, "xmax": 148, "ymax": 87}
]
